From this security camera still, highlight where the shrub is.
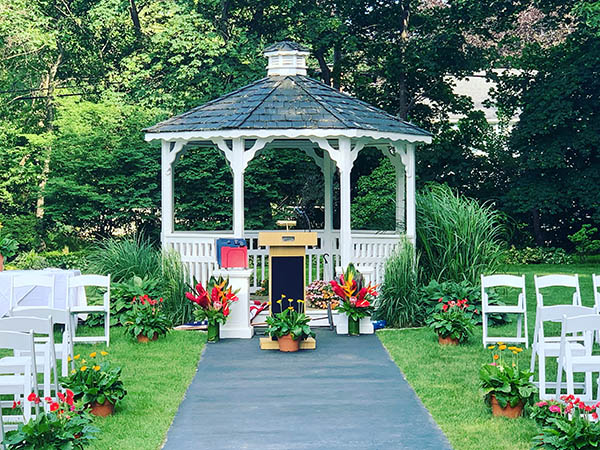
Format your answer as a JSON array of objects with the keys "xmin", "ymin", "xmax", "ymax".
[
  {"xmin": 502, "ymin": 246, "xmax": 574, "ymax": 265},
  {"xmin": 568, "ymin": 224, "xmax": 600, "ymax": 258},
  {"xmin": 417, "ymin": 184, "xmax": 506, "ymax": 285},
  {"xmin": 426, "ymin": 298, "xmax": 475, "ymax": 343},
  {"xmin": 375, "ymin": 238, "xmax": 421, "ymax": 328},
  {"xmin": 42, "ymin": 250, "xmax": 90, "ymax": 270},
  {"xmin": 12, "ymin": 250, "xmax": 48, "ymax": 270}
]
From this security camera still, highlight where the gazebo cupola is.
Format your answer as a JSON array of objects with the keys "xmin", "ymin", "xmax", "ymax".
[
  {"xmin": 144, "ymin": 41, "xmax": 432, "ymax": 290},
  {"xmin": 264, "ymin": 41, "xmax": 310, "ymax": 76}
]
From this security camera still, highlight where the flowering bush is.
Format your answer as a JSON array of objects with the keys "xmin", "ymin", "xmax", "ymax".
[
  {"xmin": 266, "ymin": 297, "xmax": 314, "ymax": 341},
  {"xmin": 479, "ymin": 344, "xmax": 536, "ymax": 409},
  {"xmin": 532, "ymin": 395, "xmax": 600, "ymax": 449},
  {"xmin": 61, "ymin": 351, "xmax": 127, "ymax": 407},
  {"xmin": 123, "ymin": 294, "xmax": 171, "ymax": 340},
  {"xmin": 3, "ymin": 391, "xmax": 99, "ymax": 449},
  {"xmin": 426, "ymin": 298, "xmax": 475, "ymax": 343},
  {"xmin": 306, "ymin": 280, "xmax": 338, "ymax": 309},
  {"xmin": 186, "ymin": 275, "xmax": 239, "ymax": 326},
  {"xmin": 331, "ymin": 264, "xmax": 377, "ymax": 321}
]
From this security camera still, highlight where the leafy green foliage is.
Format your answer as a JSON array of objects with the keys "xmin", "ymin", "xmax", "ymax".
[
  {"xmin": 123, "ymin": 295, "xmax": 172, "ymax": 340},
  {"xmin": 375, "ymin": 238, "xmax": 421, "ymax": 327},
  {"xmin": 61, "ymin": 352, "xmax": 127, "ymax": 407},
  {"xmin": 502, "ymin": 246, "xmax": 574, "ymax": 265},
  {"xmin": 417, "ymin": 184, "xmax": 506, "ymax": 285},
  {"xmin": 426, "ymin": 300, "xmax": 475, "ymax": 343},
  {"xmin": 0, "ymin": 236, "xmax": 18, "ymax": 258},
  {"xmin": 265, "ymin": 307, "xmax": 315, "ymax": 341},
  {"xmin": 107, "ymin": 275, "xmax": 161, "ymax": 326},
  {"xmin": 568, "ymin": 224, "xmax": 600, "ymax": 257}
]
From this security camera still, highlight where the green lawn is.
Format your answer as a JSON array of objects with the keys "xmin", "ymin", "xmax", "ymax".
[
  {"xmin": 73, "ymin": 328, "xmax": 205, "ymax": 450},
  {"xmin": 378, "ymin": 263, "xmax": 599, "ymax": 450}
]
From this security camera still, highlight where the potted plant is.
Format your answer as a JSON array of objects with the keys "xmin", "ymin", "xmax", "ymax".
[
  {"xmin": 426, "ymin": 298, "xmax": 475, "ymax": 345},
  {"xmin": 532, "ymin": 395, "xmax": 600, "ymax": 449},
  {"xmin": 265, "ymin": 297, "xmax": 314, "ymax": 352},
  {"xmin": 480, "ymin": 344, "xmax": 536, "ymax": 418},
  {"xmin": 330, "ymin": 263, "xmax": 377, "ymax": 336},
  {"xmin": 123, "ymin": 294, "xmax": 171, "ymax": 342},
  {"xmin": 186, "ymin": 276, "xmax": 239, "ymax": 343},
  {"xmin": 3, "ymin": 391, "xmax": 99, "ymax": 448},
  {"xmin": 61, "ymin": 351, "xmax": 127, "ymax": 416},
  {"xmin": 0, "ymin": 232, "xmax": 18, "ymax": 272}
]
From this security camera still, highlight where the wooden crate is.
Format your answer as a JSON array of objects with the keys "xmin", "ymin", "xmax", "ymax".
[{"xmin": 259, "ymin": 337, "xmax": 316, "ymax": 350}]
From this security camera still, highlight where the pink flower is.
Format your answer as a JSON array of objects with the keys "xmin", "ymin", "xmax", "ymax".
[
  {"xmin": 592, "ymin": 412, "xmax": 598, "ymax": 420},
  {"xmin": 549, "ymin": 405, "xmax": 561, "ymax": 413},
  {"xmin": 536, "ymin": 401, "xmax": 548, "ymax": 407},
  {"xmin": 489, "ymin": 362, "xmax": 497, "ymax": 366}
]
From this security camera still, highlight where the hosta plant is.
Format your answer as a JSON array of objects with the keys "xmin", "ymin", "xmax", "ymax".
[
  {"xmin": 123, "ymin": 294, "xmax": 172, "ymax": 340},
  {"xmin": 3, "ymin": 392, "xmax": 99, "ymax": 449},
  {"xmin": 532, "ymin": 395, "xmax": 600, "ymax": 450},
  {"xmin": 480, "ymin": 344, "xmax": 536, "ymax": 409},
  {"xmin": 266, "ymin": 298, "xmax": 314, "ymax": 341},
  {"xmin": 61, "ymin": 351, "xmax": 127, "ymax": 407},
  {"xmin": 426, "ymin": 298, "xmax": 475, "ymax": 343}
]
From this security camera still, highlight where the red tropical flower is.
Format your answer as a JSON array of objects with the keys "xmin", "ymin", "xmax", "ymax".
[{"xmin": 50, "ymin": 402, "xmax": 59, "ymax": 412}]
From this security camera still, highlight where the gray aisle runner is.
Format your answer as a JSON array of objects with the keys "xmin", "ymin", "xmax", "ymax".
[{"xmin": 163, "ymin": 329, "xmax": 452, "ymax": 450}]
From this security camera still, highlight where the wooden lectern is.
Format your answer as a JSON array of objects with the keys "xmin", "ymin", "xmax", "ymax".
[{"xmin": 257, "ymin": 229, "xmax": 317, "ymax": 315}]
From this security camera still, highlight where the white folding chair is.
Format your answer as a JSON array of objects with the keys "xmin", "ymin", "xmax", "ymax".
[
  {"xmin": 67, "ymin": 274, "xmax": 111, "ymax": 347},
  {"xmin": 10, "ymin": 308, "xmax": 74, "ymax": 377},
  {"xmin": 481, "ymin": 274, "xmax": 528, "ymax": 348},
  {"xmin": 556, "ymin": 313, "xmax": 600, "ymax": 402},
  {"xmin": 530, "ymin": 304, "xmax": 594, "ymax": 399},
  {"xmin": 0, "ymin": 316, "xmax": 59, "ymax": 401},
  {"xmin": 0, "ymin": 330, "xmax": 40, "ymax": 423},
  {"xmin": 534, "ymin": 274, "xmax": 582, "ymax": 307},
  {"xmin": 592, "ymin": 274, "xmax": 600, "ymax": 343},
  {"xmin": 10, "ymin": 273, "xmax": 56, "ymax": 311}
]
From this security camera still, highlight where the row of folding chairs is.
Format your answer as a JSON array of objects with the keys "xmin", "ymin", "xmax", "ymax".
[
  {"xmin": 481, "ymin": 273, "xmax": 600, "ymax": 401},
  {"xmin": 8, "ymin": 273, "xmax": 111, "ymax": 347}
]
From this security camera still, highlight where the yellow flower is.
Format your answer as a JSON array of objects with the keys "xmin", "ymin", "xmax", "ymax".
[
  {"xmin": 512, "ymin": 362, "xmax": 516, "ymax": 367},
  {"xmin": 512, "ymin": 351, "xmax": 518, "ymax": 355},
  {"xmin": 493, "ymin": 354, "xmax": 499, "ymax": 360},
  {"xmin": 497, "ymin": 341, "xmax": 504, "ymax": 346},
  {"xmin": 67, "ymin": 356, "xmax": 72, "ymax": 362},
  {"xmin": 93, "ymin": 365, "xmax": 101, "ymax": 371},
  {"xmin": 71, "ymin": 369, "xmax": 76, "ymax": 374},
  {"xmin": 73, "ymin": 354, "xmax": 80, "ymax": 360},
  {"xmin": 276, "ymin": 299, "xmax": 283, "ymax": 304},
  {"xmin": 297, "ymin": 299, "xmax": 305, "ymax": 303},
  {"xmin": 281, "ymin": 294, "xmax": 286, "ymax": 299},
  {"xmin": 89, "ymin": 352, "xmax": 97, "ymax": 358},
  {"xmin": 487, "ymin": 345, "xmax": 495, "ymax": 350},
  {"xmin": 288, "ymin": 306, "xmax": 294, "ymax": 310},
  {"xmin": 499, "ymin": 345, "xmax": 507, "ymax": 351},
  {"xmin": 80, "ymin": 366, "xmax": 87, "ymax": 372},
  {"xmin": 516, "ymin": 348, "xmax": 523, "ymax": 353},
  {"xmin": 507, "ymin": 346, "xmax": 517, "ymax": 351},
  {"xmin": 100, "ymin": 351, "xmax": 108, "ymax": 356}
]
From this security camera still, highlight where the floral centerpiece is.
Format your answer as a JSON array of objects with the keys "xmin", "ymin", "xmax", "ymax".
[
  {"xmin": 479, "ymin": 343, "xmax": 536, "ymax": 418},
  {"xmin": 0, "ymin": 223, "xmax": 18, "ymax": 271},
  {"xmin": 61, "ymin": 351, "xmax": 127, "ymax": 416},
  {"xmin": 330, "ymin": 263, "xmax": 377, "ymax": 336},
  {"xmin": 426, "ymin": 298, "xmax": 475, "ymax": 345},
  {"xmin": 306, "ymin": 280, "xmax": 338, "ymax": 309},
  {"xmin": 123, "ymin": 294, "xmax": 171, "ymax": 342},
  {"xmin": 266, "ymin": 297, "xmax": 314, "ymax": 352},
  {"xmin": 3, "ymin": 391, "xmax": 99, "ymax": 449},
  {"xmin": 186, "ymin": 275, "xmax": 239, "ymax": 343},
  {"xmin": 532, "ymin": 395, "xmax": 600, "ymax": 449}
]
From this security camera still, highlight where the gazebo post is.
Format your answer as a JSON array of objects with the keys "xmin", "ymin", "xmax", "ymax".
[
  {"xmin": 231, "ymin": 138, "xmax": 245, "ymax": 238},
  {"xmin": 406, "ymin": 143, "xmax": 416, "ymax": 244},
  {"xmin": 161, "ymin": 140, "xmax": 184, "ymax": 244},
  {"xmin": 322, "ymin": 151, "xmax": 334, "ymax": 280}
]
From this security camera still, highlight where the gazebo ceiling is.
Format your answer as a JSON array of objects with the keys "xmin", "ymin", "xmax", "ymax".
[{"xmin": 145, "ymin": 43, "xmax": 430, "ymax": 138}]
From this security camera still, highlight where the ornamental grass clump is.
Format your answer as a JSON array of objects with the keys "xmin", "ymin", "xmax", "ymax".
[
  {"xmin": 479, "ymin": 344, "xmax": 536, "ymax": 416},
  {"xmin": 3, "ymin": 391, "xmax": 99, "ymax": 449},
  {"xmin": 331, "ymin": 263, "xmax": 377, "ymax": 335},
  {"xmin": 123, "ymin": 294, "xmax": 172, "ymax": 342},
  {"xmin": 61, "ymin": 351, "xmax": 127, "ymax": 414},
  {"xmin": 426, "ymin": 298, "xmax": 475, "ymax": 345},
  {"xmin": 532, "ymin": 395, "xmax": 600, "ymax": 449}
]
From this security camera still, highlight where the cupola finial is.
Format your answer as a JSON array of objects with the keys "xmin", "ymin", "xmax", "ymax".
[{"xmin": 263, "ymin": 41, "xmax": 310, "ymax": 76}]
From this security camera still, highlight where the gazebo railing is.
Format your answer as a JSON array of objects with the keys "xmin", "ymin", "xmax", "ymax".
[{"xmin": 164, "ymin": 230, "xmax": 401, "ymax": 292}]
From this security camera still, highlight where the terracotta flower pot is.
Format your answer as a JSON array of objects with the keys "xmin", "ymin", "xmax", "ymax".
[
  {"xmin": 490, "ymin": 395, "xmax": 523, "ymax": 418},
  {"xmin": 137, "ymin": 333, "xmax": 158, "ymax": 343},
  {"xmin": 438, "ymin": 335, "xmax": 459, "ymax": 345},
  {"xmin": 207, "ymin": 322, "xmax": 220, "ymax": 343},
  {"xmin": 0, "ymin": 254, "xmax": 4, "ymax": 272},
  {"xmin": 348, "ymin": 316, "xmax": 360, "ymax": 336},
  {"xmin": 90, "ymin": 399, "xmax": 114, "ymax": 417},
  {"xmin": 278, "ymin": 334, "xmax": 300, "ymax": 352}
]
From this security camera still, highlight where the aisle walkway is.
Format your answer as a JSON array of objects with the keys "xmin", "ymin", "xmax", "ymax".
[{"xmin": 162, "ymin": 330, "xmax": 452, "ymax": 450}]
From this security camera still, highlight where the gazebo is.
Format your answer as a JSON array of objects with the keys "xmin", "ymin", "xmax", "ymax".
[{"xmin": 144, "ymin": 42, "xmax": 431, "ymax": 291}]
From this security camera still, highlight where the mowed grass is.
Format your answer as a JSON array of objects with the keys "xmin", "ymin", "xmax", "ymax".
[
  {"xmin": 378, "ymin": 263, "xmax": 599, "ymax": 450},
  {"xmin": 73, "ymin": 328, "xmax": 205, "ymax": 450}
]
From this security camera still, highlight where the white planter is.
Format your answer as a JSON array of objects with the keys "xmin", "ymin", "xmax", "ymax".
[
  {"xmin": 333, "ymin": 312, "xmax": 374, "ymax": 335},
  {"xmin": 213, "ymin": 269, "xmax": 254, "ymax": 339}
]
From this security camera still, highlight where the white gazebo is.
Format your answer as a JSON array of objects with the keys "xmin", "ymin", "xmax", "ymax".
[{"xmin": 144, "ymin": 41, "xmax": 431, "ymax": 291}]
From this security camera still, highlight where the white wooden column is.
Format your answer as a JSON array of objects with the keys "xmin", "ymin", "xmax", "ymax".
[
  {"xmin": 383, "ymin": 145, "xmax": 406, "ymax": 233},
  {"xmin": 322, "ymin": 151, "xmax": 334, "ymax": 279},
  {"xmin": 161, "ymin": 140, "xmax": 184, "ymax": 245},
  {"xmin": 406, "ymin": 143, "xmax": 416, "ymax": 244}
]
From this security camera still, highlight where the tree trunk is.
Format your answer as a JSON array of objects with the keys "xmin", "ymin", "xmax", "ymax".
[
  {"xmin": 315, "ymin": 49, "xmax": 332, "ymax": 86},
  {"xmin": 332, "ymin": 44, "xmax": 341, "ymax": 90},
  {"xmin": 397, "ymin": 3, "xmax": 410, "ymax": 120},
  {"xmin": 531, "ymin": 208, "xmax": 544, "ymax": 246},
  {"xmin": 129, "ymin": 0, "xmax": 142, "ymax": 35}
]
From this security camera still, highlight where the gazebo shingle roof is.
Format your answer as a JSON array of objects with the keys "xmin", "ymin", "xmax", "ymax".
[{"xmin": 145, "ymin": 76, "xmax": 430, "ymax": 137}]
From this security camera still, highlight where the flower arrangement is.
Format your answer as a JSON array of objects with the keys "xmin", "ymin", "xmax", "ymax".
[
  {"xmin": 186, "ymin": 275, "xmax": 239, "ymax": 342},
  {"xmin": 3, "ymin": 391, "xmax": 99, "ymax": 449},
  {"xmin": 123, "ymin": 294, "xmax": 172, "ymax": 342},
  {"xmin": 479, "ymin": 343, "xmax": 536, "ymax": 417},
  {"xmin": 60, "ymin": 351, "xmax": 127, "ymax": 416},
  {"xmin": 330, "ymin": 263, "xmax": 377, "ymax": 336},
  {"xmin": 532, "ymin": 395, "xmax": 600, "ymax": 449},
  {"xmin": 265, "ymin": 296, "xmax": 314, "ymax": 352},
  {"xmin": 306, "ymin": 280, "xmax": 338, "ymax": 309},
  {"xmin": 426, "ymin": 298, "xmax": 476, "ymax": 344}
]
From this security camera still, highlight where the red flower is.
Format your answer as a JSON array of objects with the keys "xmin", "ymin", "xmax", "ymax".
[
  {"xmin": 356, "ymin": 298, "xmax": 370, "ymax": 308},
  {"xmin": 66, "ymin": 389, "xmax": 74, "ymax": 399},
  {"xmin": 57, "ymin": 392, "xmax": 65, "ymax": 402},
  {"xmin": 12, "ymin": 401, "xmax": 20, "ymax": 409},
  {"xmin": 329, "ymin": 280, "xmax": 346, "ymax": 299},
  {"xmin": 50, "ymin": 402, "xmax": 59, "ymax": 412},
  {"xmin": 44, "ymin": 396, "xmax": 52, "ymax": 402},
  {"xmin": 27, "ymin": 392, "xmax": 40, "ymax": 404},
  {"xmin": 438, "ymin": 298, "xmax": 443, "ymax": 303},
  {"xmin": 442, "ymin": 304, "xmax": 448, "ymax": 312},
  {"xmin": 593, "ymin": 412, "xmax": 598, "ymax": 420}
]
